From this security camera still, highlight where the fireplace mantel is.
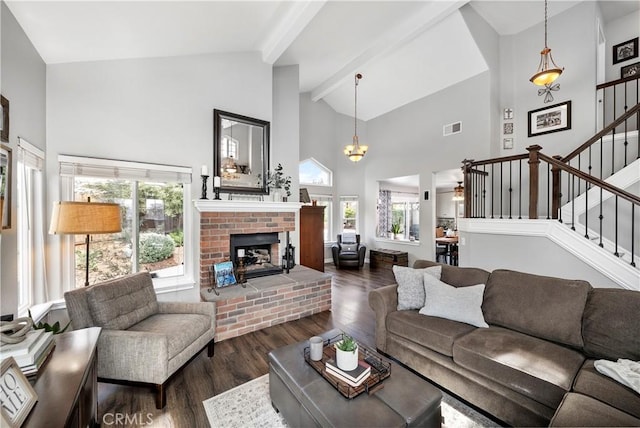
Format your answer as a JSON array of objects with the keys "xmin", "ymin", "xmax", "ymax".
[{"xmin": 194, "ymin": 200, "xmax": 302, "ymax": 213}]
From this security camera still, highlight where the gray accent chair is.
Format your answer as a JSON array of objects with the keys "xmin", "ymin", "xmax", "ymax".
[{"xmin": 64, "ymin": 272, "xmax": 216, "ymax": 409}]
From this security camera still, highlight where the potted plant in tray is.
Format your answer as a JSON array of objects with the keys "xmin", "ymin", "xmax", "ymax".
[
  {"xmin": 335, "ymin": 334, "xmax": 359, "ymax": 371},
  {"xmin": 390, "ymin": 222, "xmax": 402, "ymax": 240},
  {"xmin": 266, "ymin": 163, "xmax": 292, "ymax": 202}
]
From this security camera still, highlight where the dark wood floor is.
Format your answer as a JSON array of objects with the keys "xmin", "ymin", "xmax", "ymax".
[{"xmin": 97, "ymin": 263, "xmax": 396, "ymax": 427}]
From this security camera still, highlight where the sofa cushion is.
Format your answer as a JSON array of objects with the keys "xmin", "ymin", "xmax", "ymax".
[
  {"xmin": 418, "ymin": 274, "xmax": 488, "ymax": 328},
  {"xmin": 549, "ymin": 393, "xmax": 640, "ymax": 427},
  {"xmin": 128, "ymin": 313, "xmax": 211, "ymax": 359},
  {"xmin": 453, "ymin": 327, "xmax": 585, "ymax": 409},
  {"xmin": 572, "ymin": 360, "xmax": 640, "ymax": 419},
  {"xmin": 386, "ymin": 310, "xmax": 476, "ymax": 357},
  {"xmin": 393, "ymin": 265, "xmax": 442, "ymax": 310},
  {"xmin": 413, "ymin": 260, "xmax": 490, "ymax": 287},
  {"xmin": 86, "ymin": 272, "xmax": 159, "ymax": 330},
  {"xmin": 582, "ymin": 288, "xmax": 640, "ymax": 360},
  {"xmin": 340, "ymin": 243, "xmax": 358, "ymax": 253},
  {"xmin": 482, "ymin": 269, "xmax": 591, "ymax": 348}
]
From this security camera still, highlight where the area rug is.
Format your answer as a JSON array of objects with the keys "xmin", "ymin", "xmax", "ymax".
[{"xmin": 203, "ymin": 374, "xmax": 497, "ymax": 428}]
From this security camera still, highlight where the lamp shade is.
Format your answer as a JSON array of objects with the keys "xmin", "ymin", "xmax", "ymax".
[{"xmin": 49, "ymin": 201, "xmax": 122, "ymax": 235}]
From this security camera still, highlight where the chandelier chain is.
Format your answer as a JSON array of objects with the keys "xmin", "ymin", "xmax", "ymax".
[
  {"xmin": 354, "ymin": 73, "xmax": 359, "ymax": 139},
  {"xmin": 544, "ymin": 0, "xmax": 548, "ymax": 48}
]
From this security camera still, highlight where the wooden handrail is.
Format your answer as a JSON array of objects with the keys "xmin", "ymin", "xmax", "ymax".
[
  {"xmin": 464, "ymin": 153, "xmax": 528, "ymax": 167},
  {"xmin": 540, "ymin": 152, "xmax": 640, "ymax": 206},
  {"xmin": 562, "ymin": 103, "xmax": 640, "ymax": 163},
  {"xmin": 595, "ymin": 74, "xmax": 639, "ymax": 90}
]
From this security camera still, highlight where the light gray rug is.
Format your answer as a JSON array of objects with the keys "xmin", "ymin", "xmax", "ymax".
[{"xmin": 203, "ymin": 374, "xmax": 498, "ymax": 428}]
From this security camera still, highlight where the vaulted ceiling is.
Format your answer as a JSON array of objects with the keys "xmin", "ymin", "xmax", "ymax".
[{"xmin": 5, "ymin": 1, "xmax": 637, "ymax": 121}]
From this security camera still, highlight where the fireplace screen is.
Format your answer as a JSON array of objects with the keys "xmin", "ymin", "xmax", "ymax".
[{"xmin": 230, "ymin": 232, "xmax": 283, "ymax": 279}]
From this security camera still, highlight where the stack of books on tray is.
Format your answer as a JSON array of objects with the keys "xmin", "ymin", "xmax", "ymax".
[
  {"xmin": 325, "ymin": 359, "xmax": 371, "ymax": 388},
  {"xmin": 0, "ymin": 328, "xmax": 55, "ymax": 376}
]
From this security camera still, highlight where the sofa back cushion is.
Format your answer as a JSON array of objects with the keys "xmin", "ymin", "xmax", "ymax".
[
  {"xmin": 64, "ymin": 287, "xmax": 95, "ymax": 329},
  {"xmin": 86, "ymin": 272, "xmax": 159, "ymax": 330},
  {"xmin": 413, "ymin": 260, "xmax": 490, "ymax": 287},
  {"xmin": 482, "ymin": 269, "xmax": 591, "ymax": 348},
  {"xmin": 582, "ymin": 288, "xmax": 640, "ymax": 360}
]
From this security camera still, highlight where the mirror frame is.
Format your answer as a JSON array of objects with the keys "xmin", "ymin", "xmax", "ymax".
[
  {"xmin": 213, "ymin": 109, "xmax": 270, "ymax": 195},
  {"xmin": 0, "ymin": 144, "xmax": 12, "ymax": 230}
]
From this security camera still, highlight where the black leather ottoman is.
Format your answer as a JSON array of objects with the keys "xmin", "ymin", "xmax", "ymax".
[{"xmin": 268, "ymin": 329, "xmax": 442, "ymax": 427}]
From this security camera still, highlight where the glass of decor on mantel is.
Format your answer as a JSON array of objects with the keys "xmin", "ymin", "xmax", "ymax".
[{"xmin": 265, "ymin": 163, "xmax": 291, "ymax": 202}]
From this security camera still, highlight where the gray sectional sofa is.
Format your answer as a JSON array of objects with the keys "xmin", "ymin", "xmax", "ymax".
[{"xmin": 369, "ymin": 260, "xmax": 640, "ymax": 427}]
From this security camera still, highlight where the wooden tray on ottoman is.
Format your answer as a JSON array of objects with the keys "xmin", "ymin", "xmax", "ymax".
[{"xmin": 304, "ymin": 335, "xmax": 391, "ymax": 399}]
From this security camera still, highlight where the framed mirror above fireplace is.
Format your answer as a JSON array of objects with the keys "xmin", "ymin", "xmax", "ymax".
[{"xmin": 213, "ymin": 109, "xmax": 270, "ymax": 195}]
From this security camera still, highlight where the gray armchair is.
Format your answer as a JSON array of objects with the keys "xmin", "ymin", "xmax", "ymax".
[
  {"xmin": 331, "ymin": 233, "xmax": 366, "ymax": 269},
  {"xmin": 64, "ymin": 272, "xmax": 215, "ymax": 409}
]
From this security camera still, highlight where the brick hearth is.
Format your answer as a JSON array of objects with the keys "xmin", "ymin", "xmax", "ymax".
[{"xmin": 195, "ymin": 200, "xmax": 332, "ymax": 342}]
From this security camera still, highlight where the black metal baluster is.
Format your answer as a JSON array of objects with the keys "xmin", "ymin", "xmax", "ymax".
[
  {"xmin": 584, "ymin": 178, "xmax": 589, "ymax": 239},
  {"xmin": 598, "ymin": 186, "xmax": 604, "ymax": 248},
  {"xmin": 508, "ymin": 161, "xmax": 513, "ymax": 219},
  {"xmin": 500, "ymin": 162, "xmax": 504, "ymax": 219},
  {"xmin": 631, "ymin": 204, "xmax": 636, "ymax": 267},
  {"xmin": 577, "ymin": 154, "xmax": 581, "ymax": 195},
  {"xmin": 624, "ymin": 80, "xmax": 628, "ymax": 167},
  {"xmin": 491, "ymin": 164, "xmax": 495, "ymax": 219},
  {"xmin": 614, "ymin": 196, "xmax": 619, "ymax": 257},
  {"xmin": 482, "ymin": 165, "xmax": 487, "ymax": 218},
  {"xmin": 600, "ymin": 136, "xmax": 604, "ymax": 180},
  {"xmin": 571, "ymin": 174, "xmax": 576, "ymax": 231},
  {"xmin": 546, "ymin": 161, "xmax": 550, "ymax": 219},
  {"xmin": 519, "ymin": 159, "xmax": 523, "ymax": 219}
]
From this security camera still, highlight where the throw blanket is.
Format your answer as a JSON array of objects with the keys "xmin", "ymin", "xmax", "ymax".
[{"xmin": 594, "ymin": 358, "xmax": 640, "ymax": 394}]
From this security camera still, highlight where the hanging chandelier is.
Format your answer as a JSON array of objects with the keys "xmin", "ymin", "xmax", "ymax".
[
  {"xmin": 530, "ymin": 0, "xmax": 563, "ymax": 86},
  {"xmin": 452, "ymin": 181, "xmax": 464, "ymax": 201},
  {"xmin": 344, "ymin": 73, "xmax": 368, "ymax": 162}
]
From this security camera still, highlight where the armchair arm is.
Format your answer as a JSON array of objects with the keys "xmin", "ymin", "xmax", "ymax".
[
  {"xmin": 368, "ymin": 284, "xmax": 399, "ymax": 352},
  {"xmin": 331, "ymin": 244, "xmax": 340, "ymax": 267},
  {"xmin": 158, "ymin": 301, "xmax": 216, "ymax": 330},
  {"xmin": 357, "ymin": 245, "xmax": 366, "ymax": 266},
  {"xmin": 97, "ymin": 329, "xmax": 169, "ymax": 384}
]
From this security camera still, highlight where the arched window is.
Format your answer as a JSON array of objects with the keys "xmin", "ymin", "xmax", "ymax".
[{"xmin": 299, "ymin": 158, "xmax": 332, "ymax": 187}]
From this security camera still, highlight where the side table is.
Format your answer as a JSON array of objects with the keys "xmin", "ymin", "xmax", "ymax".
[{"xmin": 23, "ymin": 327, "xmax": 101, "ymax": 428}]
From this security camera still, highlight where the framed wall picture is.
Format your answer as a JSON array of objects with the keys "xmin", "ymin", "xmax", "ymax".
[
  {"xmin": 613, "ymin": 37, "xmax": 638, "ymax": 64},
  {"xmin": 503, "ymin": 122, "xmax": 514, "ymax": 135},
  {"xmin": 1, "ymin": 357, "xmax": 38, "ymax": 427},
  {"xmin": 1, "ymin": 95, "xmax": 8, "ymax": 143},
  {"xmin": 0, "ymin": 144, "xmax": 12, "ymax": 230},
  {"xmin": 503, "ymin": 138, "xmax": 514, "ymax": 150},
  {"xmin": 621, "ymin": 61, "xmax": 639, "ymax": 79},
  {"xmin": 528, "ymin": 101, "xmax": 572, "ymax": 137}
]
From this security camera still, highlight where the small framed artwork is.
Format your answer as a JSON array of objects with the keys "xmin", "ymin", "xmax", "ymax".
[
  {"xmin": 1, "ymin": 95, "xmax": 8, "ymax": 143},
  {"xmin": 503, "ymin": 108, "xmax": 513, "ymax": 120},
  {"xmin": 613, "ymin": 37, "xmax": 638, "ymax": 64},
  {"xmin": 621, "ymin": 61, "xmax": 639, "ymax": 79},
  {"xmin": 1, "ymin": 144, "xmax": 12, "ymax": 230},
  {"xmin": 503, "ymin": 138, "xmax": 514, "ymax": 150},
  {"xmin": 528, "ymin": 100, "xmax": 572, "ymax": 137},
  {"xmin": 213, "ymin": 261, "xmax": 236, "ymax": 287},
  {"xmin": 1, "ymin": 357, "xmax": 38, "ymax": 427},
  {"xmin": 299, "ymin": 188, "xmax": 311, "ymax": 203},
  {"xmin": 503, "ymin": 122, "xmax": 514, "ymax": 135}
]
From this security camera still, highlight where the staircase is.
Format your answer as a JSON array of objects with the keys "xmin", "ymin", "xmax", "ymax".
[{"xmin": 461, "ymin": 76, "xmax": 640, "ymax": 290}]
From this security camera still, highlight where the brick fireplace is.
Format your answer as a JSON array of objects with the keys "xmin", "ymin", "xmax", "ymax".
[{"xmin": 195, "ymin": 200, "xmax": 331, "ymax": 342}]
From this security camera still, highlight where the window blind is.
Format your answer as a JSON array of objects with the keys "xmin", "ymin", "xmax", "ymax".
[
  {"xmin": 58, "ymin": 155, "xmax": 192, "ymax": 183},
  {"xmin": 18, "ymin": 137, "xmax": 45, "ymax": 171}
]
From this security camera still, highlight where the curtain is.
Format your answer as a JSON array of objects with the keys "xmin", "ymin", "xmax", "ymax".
[{"xmin": 377, "ymin": 190, "xmax": 391, "ymax": 238}]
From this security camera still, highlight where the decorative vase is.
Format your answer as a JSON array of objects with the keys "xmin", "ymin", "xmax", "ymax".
[
  {"xmin": 335, "ymin": 342, "xmax": 358, "ymax": 371},
  {"xmin": 272, "ymin": 188, "xmax": 283, "ymax": 202}
]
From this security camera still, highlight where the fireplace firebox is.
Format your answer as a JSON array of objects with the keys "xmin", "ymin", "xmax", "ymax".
[{"xmin": 230, "ymin": 232, "xmax": 283, "ymax": 279}]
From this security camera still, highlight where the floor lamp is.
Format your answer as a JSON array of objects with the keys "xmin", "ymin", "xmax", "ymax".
[{"xmin": 49, "ymin": 199, "xmax": 122, "ymax": 286}]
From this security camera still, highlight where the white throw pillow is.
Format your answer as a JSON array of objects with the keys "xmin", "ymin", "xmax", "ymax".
[
  {"xmin": 393, "ymin": 265, "xmax": 442, "ymax": 311},
  {"xmin": 419, "ymin": 273, "xmax": 489, "ymax": 328}
]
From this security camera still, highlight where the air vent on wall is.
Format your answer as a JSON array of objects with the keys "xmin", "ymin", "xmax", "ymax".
[{"xmin": 443, "ymin": 121, "xmax": 462, "ymax": 136}]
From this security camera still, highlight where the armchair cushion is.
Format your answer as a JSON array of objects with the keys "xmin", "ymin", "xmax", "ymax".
[
  {"xmin": 86, "ymin": 272, "xmax": 159, "ymax": 330},
  {"xmin": 340, "ymin": 243, "xmax": 359, "ymax": 253}
]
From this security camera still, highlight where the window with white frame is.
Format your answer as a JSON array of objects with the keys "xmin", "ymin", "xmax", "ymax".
[
  {"xmin": 377, "ymin": 189, "xmax": 419, "ymax": 241},
  {"xmin": 221, "ymin": 136, "xmax": 238, "ymax": 159},
  {"xmin": 58, "ymin": 156, "xmax": 192, "ymax": 289},
  {"xmin": 340, "ymin": 196, "xmax": 359, "ymax": 234},
  {"xmin": 16, "ymin": 138, "xmax": 46, "ymax": 314},
  {"xmin": 299, "ymin": 158, "xmax": 332, "ymax": 186},
  {"xmin": 310, "ymin": 194, "xmax": 333, "ymax": 241}
]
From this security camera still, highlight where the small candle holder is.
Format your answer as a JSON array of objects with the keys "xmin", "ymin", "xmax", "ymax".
[
  {"xmin": 236, "ymin": 257, "xmax": 247, "ymax": 286},
  {"xmin": 200, "ymin": 175, "xmax": 209, "ymax": 199},
  {"xmin": 213, "ymin": 176, "xmax": 221, "ymax": 200}
]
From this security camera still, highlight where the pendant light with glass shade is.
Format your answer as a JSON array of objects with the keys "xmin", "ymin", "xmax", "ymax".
[
  {"xmin": 344, "ymin": 73, "xmax": 368, "ymax": 162},
  {"xmin": 452, "ymin": 181, "xmax": 464, "ymax": 201},
  {"xmin": 530, "ymin": 0, "xmax": 564, "ymax": 86}
]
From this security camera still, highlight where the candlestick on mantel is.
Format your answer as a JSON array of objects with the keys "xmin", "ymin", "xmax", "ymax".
[
  {"xmin": 200, "ymin": 175, "xmax": 209, "ymax": 200},
  {"xmin": 213, "ymin": 176, "xmax": 221, "ymax": 200}
]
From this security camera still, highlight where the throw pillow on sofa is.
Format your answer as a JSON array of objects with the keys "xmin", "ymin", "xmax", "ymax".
[
  {"xmin": 393, "ymin": 265, "xmax": 442, "ymax": 310},
  {"xmin": 419, "ymin": 273, "xmax": 489, "ymax": 328}
]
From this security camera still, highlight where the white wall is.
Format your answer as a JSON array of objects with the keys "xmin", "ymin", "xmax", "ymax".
[
  {"xmin": 0, "ymin": 2, "xmax": 46, "ymax": 317},
  {"xmin": 604, "ymin": 9, "xmax": 640, "ymax": 82},
  {"xmin": 46, "ymin": 52, "xmax": 273, "ymax": 301},
  {"xmin": 459, "ymin": 232, "xmax": 621, "ymax": 288}
]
